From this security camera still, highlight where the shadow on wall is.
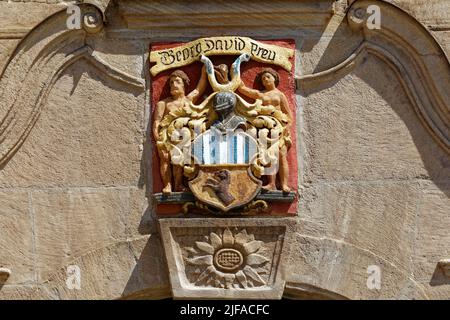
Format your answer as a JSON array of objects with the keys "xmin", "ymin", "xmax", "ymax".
[
  {"xmin": 121, "ymin": 232, "xmax": 171, "ymax": 300},
  {"xmin": 299, "ymin": 7, "xmax": 450, "ymax": 197},
  {"xmin": 430, "ymin": 264, "xmax": 450, "ymax": 287}
]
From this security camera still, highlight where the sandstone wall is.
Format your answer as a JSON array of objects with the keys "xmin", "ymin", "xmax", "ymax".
[{"xmin": 0, "ymin": 0, "xmax": 448, "ymax": 299}]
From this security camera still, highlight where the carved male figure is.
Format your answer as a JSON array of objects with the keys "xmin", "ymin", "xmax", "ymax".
[{"xmin": 153, "ymin": 67, "xmax": 207, "ymax": 194}]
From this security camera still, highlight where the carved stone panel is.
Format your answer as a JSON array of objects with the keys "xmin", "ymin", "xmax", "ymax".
[{"xmin": 158, "ymin": 218, "xmax": 295, "ymax": 299}]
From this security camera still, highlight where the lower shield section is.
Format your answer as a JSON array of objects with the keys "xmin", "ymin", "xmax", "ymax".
[
  {"xmin": 188, "ymin": 165, "xmax": 262, "ymax": 212},
  {"xmin": 158, "ymin": 218, "xmax": 295, "ymax": 299}
]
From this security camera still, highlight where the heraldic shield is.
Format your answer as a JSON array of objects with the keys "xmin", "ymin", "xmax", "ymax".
[{"xmin": 189, "ymin": 165, "xmax": 262, "ymax": 212}]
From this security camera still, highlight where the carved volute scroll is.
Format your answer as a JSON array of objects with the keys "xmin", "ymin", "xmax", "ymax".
[{"xmin": 0, "ymin": 3, "xmax": 144, "ymax": 168}]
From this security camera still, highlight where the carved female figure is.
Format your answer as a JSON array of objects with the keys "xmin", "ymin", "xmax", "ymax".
[{"xmin": 237, "ymin": 68, "xmax": 292, "ymax": 192}]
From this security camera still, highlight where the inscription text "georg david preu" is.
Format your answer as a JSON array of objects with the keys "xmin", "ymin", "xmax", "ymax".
[
  {"xmin": 150, "ymin": 36, "xmax": 294, "ymax": 76},
  {"xmin": 159, "ymin": 37, "xmax": 273, "ymax": 65}
]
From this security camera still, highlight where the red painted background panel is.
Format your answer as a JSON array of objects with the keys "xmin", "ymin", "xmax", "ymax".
[{"xmin": 150, "ymin": 39, "xmax": 297, "ymax": 216}]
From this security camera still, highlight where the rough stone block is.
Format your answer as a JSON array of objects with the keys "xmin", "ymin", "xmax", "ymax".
[
  {"xmin": 0, "ymin": 191, "xmax": 35, "ymax": 284},
  {"xmin": 297, "ymin": 182, "xmax": 418, "ymax": 275},
  {"xmin": 32, "ymin": 188, "xmax": 129, "ymax": 282},
  {"xmin": 414, "ymin": 183, "xmax": 450, "ymax": 283}
]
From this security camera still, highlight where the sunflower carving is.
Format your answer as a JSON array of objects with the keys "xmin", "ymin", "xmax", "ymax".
[{"xmin": 184, "ymin": 228, "xmax": 270, "ymax": 289}]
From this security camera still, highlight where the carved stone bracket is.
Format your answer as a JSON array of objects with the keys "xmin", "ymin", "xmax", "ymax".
[
  {"xmin": 0, "ymin": 267, "xmax": 11, "ymax": 283},
  {"xmin": 158, "ymin": 218, "xmax": 296, "ymax": 299}
]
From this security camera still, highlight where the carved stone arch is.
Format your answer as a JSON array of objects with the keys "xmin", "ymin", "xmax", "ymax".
[
  {"xmin": 284, "ymin": 283, "xmax": 349, "ymax": 300},
  {"xmin": 24, "ymin": 236, "xmax": 171, "ymax": 300},
  {"xmin": 283, "ymin": 235, "xmax": 430, "ymax": 300},
  {"xmin": 0, "ymin": 2, "xmax": 143, "ymax": 168},
  {"xmin": 297, "ymin": 0, "xmax": 450, "ymax": 154}
]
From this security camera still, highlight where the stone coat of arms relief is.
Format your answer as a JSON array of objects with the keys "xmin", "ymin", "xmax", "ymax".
[{"xmin": 150, "ymin": 36, "xmax": 297, "ymax": 299}]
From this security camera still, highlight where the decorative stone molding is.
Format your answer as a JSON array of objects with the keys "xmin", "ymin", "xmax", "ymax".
[
  {"xmin": 118, "ymin": 0, "xmax": 335, "ymax": 30},
  {"xmin": 0, "ymin": 28, "xmax": 30, "ymax": 40},
  {"xmin": 158, "ymin": 218, "xmax": 295, "ymax": 299},
  {"xmin": 297, "ymin": 0, "xmax": 450, "ymax": 154},
  {"xmin": 0, "ymin": 4, "xmax": 144, "ymax": 167},
  {"xmin": 286, "ymin": 233, "xmax": 430, "ymax": 300},
  {"xmin": 82, "ymin": 7, "xmax": 104, "ymax": 34},
  {"xmin": 83, "ymin": 0, "xmax": 111, "ymax": 21},
  {"xmin": 284, "ymin": 282, "xmax": 349, "ymax": 300}
]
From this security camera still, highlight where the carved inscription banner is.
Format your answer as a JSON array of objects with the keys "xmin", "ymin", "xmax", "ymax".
[
  {"xmin": 150, "ymin": 37, "xmax": 298, "ymax": 216},
  {"xmin": 150, "ymin": 36, "xmax": 295, "ymax": 76}
]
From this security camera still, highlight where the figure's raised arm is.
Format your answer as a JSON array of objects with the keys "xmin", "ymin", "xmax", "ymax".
[
  {"xmin": 187, "ymin": 65, "xmax": 207, "ymax": 103},
  {"xmin": 153, "ymin": 101, "xmax": 166, "ymax": 141},
  {"xmin": 237, "ymin": 80, "xmax": 263, "ymax": 100}
]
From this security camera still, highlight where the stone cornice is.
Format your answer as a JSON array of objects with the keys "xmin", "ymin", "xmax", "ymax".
[{"xmin": 118, "ymin": 0, "xmax": 336, "ymax": 30}]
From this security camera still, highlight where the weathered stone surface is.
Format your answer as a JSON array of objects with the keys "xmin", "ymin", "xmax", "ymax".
[
  {"xmin": 0, "ymin": 285, "xmax": 52, "ymax": 300},
  {"xmin": 301, "ymin": 55, "xmax": 450, "ymax": 183},
  {"xmin": 124, "ymin": 235, "xmax": 170, "ymax": 298},
  {"xmin": 87, "ymin": 38, "xmax": 146, "ymax": 80},
  {"xmin": 0, "ymin": 40, "xmax": 20, "ymax": 73},
  {"xmin": 32, "ymin": 188, "xmax": 129, "ymax": 282},
  {"xmin": 127, "ymin": 187, "xmax": 156, "ymax": 237},
  {"xmin": 286, "ymin": 233, "xmax": 428, "ymax": 300},
  {"xmin": 298, "ymin": 14, "xmax": 362, "ymax": 76},
  {"xmin": 35, "ymin": 235, "xmax": 169, "ymax": 300},
  {"xmin": 433, "ymin": 31, "xmax": 450, "ymax": 56},
  {"xmin": 0, "ymin": 1, "xmax": 66, "ymax": 38},
  {"xmin": 387, "ymin": 0, "xmax": 450, "ymax": 29},
  {"xmin": 0, "ymin": 191, "xmax": 35, "ymax": 285},
  {"xmin": 159, "ymin": 218, "xmax": 296, "ymax": 299}
]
